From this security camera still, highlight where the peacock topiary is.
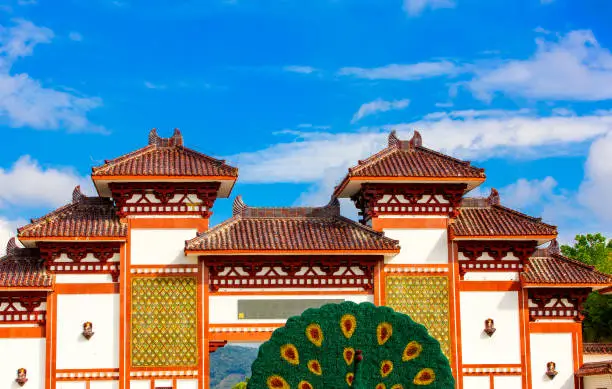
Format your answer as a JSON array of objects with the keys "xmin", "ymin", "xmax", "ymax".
[{"xmin": 247, "ymin": 301, "xmax": 455, "ymax": 389}]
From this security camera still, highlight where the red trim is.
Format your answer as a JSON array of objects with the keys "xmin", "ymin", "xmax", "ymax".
[
  {"xmin": 0, "ymin": 326, "xmax": 44, "ymax": 338},
  {"xmin": 189, "ymin": 249, "xmax": 399, "ymax": 255},
  {"xmin": 129, "ymin": 218, "xmax": 209, "ymax": 232},
  {"xmin": 459, "ymin": 281, "xmax": 521, "ymax": 291},
  {"xmin": 372, "ymin": 217, "xmax": 448, "ymax": 230},
  {"xmin": 92, "ymin": 174, "xmax": 237, "ymax": 181},
  {"xmin": 55, "ymin": 283, "xmax": 119, "ymax": 294}
]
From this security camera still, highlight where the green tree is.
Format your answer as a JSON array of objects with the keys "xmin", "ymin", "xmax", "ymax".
[
  {"xmin": 232, "ymin": 380, "xmax": 248, "ymax": 389},
  {"xmin": 561, "ymin": 233, "xmax": 612, "ymax": 342}
]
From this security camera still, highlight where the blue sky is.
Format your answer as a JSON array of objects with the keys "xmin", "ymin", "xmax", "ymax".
[{"xmin": 1, "ymin": 0, "xmax": 612, "ymax": 251}]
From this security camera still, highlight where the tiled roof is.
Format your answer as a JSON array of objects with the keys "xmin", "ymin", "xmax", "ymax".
[
  {"xmin": 452, "ymin": 190, "xmax": 557, "ymax": 238},
  {"xmin": 584, "ymin": 343, "xmax": 612, "ymax": 355},
  {"xmin": 335, "ymin": 131, "xmax": 484, "ymax": 188},
  {"xmin": 521, "ymin": 244, "xmax": 612, "ymax": 286},
  {"xmin": 575, "ymin": 360, "xmax": 612, "ymax": 377},
  {"xmin": 0, "ymin": 238, "xmax": 52, "ymax": 288},
  {"xmin": 185, "ymin": 197, "xmax": 400, "ymax": 253},
  {"xmin": 18, "ymin": 187, "xmax": 126, "ymax": 239},
  {"xmin": 91, "ymin": 129, "xmax": 238, "ymax": 178}
]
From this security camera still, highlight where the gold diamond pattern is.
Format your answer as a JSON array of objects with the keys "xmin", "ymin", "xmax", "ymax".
[
  {"xmin": 131, "ymin": 277, "xmax": 198, "ymax": 367},
  {"xmin": 385, "ymin": 275, "xmax": 451, "ymax": 360}
]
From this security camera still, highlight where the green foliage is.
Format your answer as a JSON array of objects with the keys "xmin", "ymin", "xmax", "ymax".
[
  {"xmin": 561, "ymin": 233, "xmax": 612, "ymax": 342},
  {"xmin": 248, "ymin": 301, "xmax": 454, "ymax": 389},
  {"xmin": 232, "ymin": 380, "xmax": 248, "ymax": 389},
  {"xmin": 561, "ymin": 233, "xmax": 612, "ymax": 274},
  {"xmin": 210, "ymin": 346, "xmax": 258, "ymax": 389}
]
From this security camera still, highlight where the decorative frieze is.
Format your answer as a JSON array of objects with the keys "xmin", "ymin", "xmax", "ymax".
[
  {"xmin": 351, "ymin": 183, "xmax": 466, "ymax": 222},
  {"xmin": 0, "ymin": 294, "xmax": 46, "ymax": 324},
  {"xmin": 206, "ymin": 256, "xmax": 378, "ymax": 291},
  {"xmin": 109, "ymin": 182, "xmax": 220, "ymax": 217},
  {"xmin": 38, "ymin": 242, "xmax": 121, "ymax": 282},
  {"xmin": 528, "ymin": 288, "xmax": 590, "ymax": 321},
  {"xmin": 458, "ymin": 241, "xmax": 537, "ymax": 278}
]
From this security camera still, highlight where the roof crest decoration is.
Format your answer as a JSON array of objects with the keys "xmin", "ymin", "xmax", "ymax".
[{"xmin": 148, "ymin": 128, "xmax": 184, "ymax": 147}]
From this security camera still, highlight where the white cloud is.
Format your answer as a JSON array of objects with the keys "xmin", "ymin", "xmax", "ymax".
[
  {"xmin": 283, "ymin": 66, "xmax": 318, "ymax": 74},
  {"xmin": 579, "ymin": 133, "xmax": 612, "ymax": 221},
  {"xmin": 351, "ymin": 98, "xmax": 410, "ymax": 123},
  {"xmin": 0, "ymin": 19, "xmax": 103, "ymax": 132},
  {"xmin": 338, "ymin": 62, "xmax": 458, "ymax": 81},
  {"xmin": 68, "ymin": 31, "xmax": 83, "ymax": 41},
  {"xmin": 0, "ymin": 155, "xmax": 92, "ymax": 209},
  {"xmin": 499, "ymin": 176, "xmax": 558, "ymax": 209},
  {"xmin": 403, "ymin": 0, "xmax": 456, "ymax": 16},
  {"xmin": 0, "ymin": 217, "xmax": 26, "ymax": 256},
  {"xmin": 144, "ymin": 81, "xmax": 166, "ymax": 89},
  {"xmin": 226, "ymin": 110, "xmax": 612, "ymax": 186},
  {"xmin": 469, "ymin": 30, "xmax": 612, "ymax": 101}
]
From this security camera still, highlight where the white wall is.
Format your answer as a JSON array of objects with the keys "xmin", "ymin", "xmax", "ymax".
[
  {"xmin": 460, "ymin": 291, "xmax": 521, "ymax": 364},
  {"xmin": 494, "ymin": 376, "xmax": 523, "ymax": 389},
  {"xmin": 55, "ymin": 274, "xmax": 115, "ymax": 283},
  {"xmin": 583, "ymin": 375, "xmax": 612, "ymax": 389},
  {"xmin": 463, "ymin": 376, "xmax": 490, "ymax": 389},
  {"xmin": 131, "ymin": 229, "xmax": 197, "ymax": 265},
  {"xmin": 129, "ymin": 381, "xmax": 150, "ymax": 389},
  {"xmin": 463, "ymin": 272, "xmax": 520, "ymax": 281},
  {"xmin": 176, "ymin": 380, "xmax": 199, "ymax": 389},
  {"xmin": 530, "ymin": 333, "xmax": 575, "ymax": 389},
  {"xmin": 90, "ymin": 382, "xmax": 119, "ymax": 389},
  {"xmin": 584, "ymin": 354, "xmax": 612, "ymax": 363},
  {"xmin": 56, "ymin": 294, "xmax": 119, "ymax": 369},
  {"xmin": 57, "ymin": 383, "xmax": 86, "ymax": 389},
  {"xmin": 209, "ymin": 294, "xmax": 373, "ymax": 324},
  {"xmin": 383, "ymin": 229, "xmax": 448, "ymax": 264},
  {"xmin": 0, "ymin": 338, "xmax": 45, "ymax": 389}
]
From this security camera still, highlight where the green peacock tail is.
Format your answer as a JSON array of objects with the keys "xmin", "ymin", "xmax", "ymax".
[{"xmin": 247, "ymin": 301, "xmax": 455, "ymax": 389}]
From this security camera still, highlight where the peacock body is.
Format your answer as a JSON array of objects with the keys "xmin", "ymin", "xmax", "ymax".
[{"xmin": 247, "ymin": 301, "xmax": 455, "ymax": 389}]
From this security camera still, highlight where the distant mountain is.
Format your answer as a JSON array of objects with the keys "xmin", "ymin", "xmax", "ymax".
[{"xmin": 210, "ymin": 345, "xmax": 259, "ymax": 389}]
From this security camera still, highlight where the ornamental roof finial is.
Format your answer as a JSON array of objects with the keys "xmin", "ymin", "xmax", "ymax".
[
  {"xmin": 409, "ymin": 130, "xmax": 423, "ymax": 147},
  {"xmin": 487, "ymin": 188, "xmax": 500, "ymax": 206},
  {"xmin": 548, "ymin": 239, "xmax": 560, "ymax": 255},
  {"xmin": 171, "ymin": 128, "xmax": 184, "ymax": 147},
  {"xmin": 232, "ymin": 195, "xmax": 248, "ymax": 216},
  {"xmin": 148, "ymin": 128, "xmax": 160, "ymax": 145},
  {"xmin": 388, "ymin": 130, "xmax": 400, "ymax": 148},
  {"xmin": 6, "ymin": 237, "xmax": 18, "ymax": 255},
  {"xmin": 72, "ymin": 186, "xmax": 85, "ymax": 203}
]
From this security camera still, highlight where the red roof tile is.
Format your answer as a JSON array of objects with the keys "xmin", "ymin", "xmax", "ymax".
[
  {"xmin": 522, "ymin": 245, "xmax": 612, "ymax": 286},
  {"xmin": 575, "ymin": 360, "xmax": 612, "ymax": 377},
  {"xmin": 185, "ymin": 197, "xmax": 400, "ymax": 253},
  {"xmin": 0, "ymin": 238, "xmax": 52, "ymax": 288},
  {"xmin": 18, "ymin": 187, "xmax": 126, "ymax": 239},
  {"xmin": 452, "ymin": 191, "xmax": 557, "ymax": 238},
  {"xmin": 91, "ymin": 129, "xmax": 238, "ymax": 178},
  {"xmin": 334, "ymin": 131, "xmax": 485, "ymax": 197},
  {"xmin": 584, "ymin": 343, "xmax": 612, "ymax": 355}
]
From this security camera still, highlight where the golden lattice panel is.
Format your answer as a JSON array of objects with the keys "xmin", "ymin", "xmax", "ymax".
[
  {"xmin": 131, "ymin": 277, "xmax": 198, "ymax": 367},
  {"xmin": 385, "ymin": 275, "xmax": 451, "ymax": 360}
]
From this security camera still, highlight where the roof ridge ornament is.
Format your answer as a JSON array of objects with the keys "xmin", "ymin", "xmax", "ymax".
[
  {"xmin": 148, "ymin": 128, "xmax": 183, "ymax": 147},
  {"xmin": 487, "ymin": 188, "xmax": 500, "ymax": 206},
  {"xmin": 72, "ymin": 186, "xmax": 85, "ymax": 203},
  {"xmin": 409, "ymin": 130, "xmax": 423, "ymax": 148},
  {"xmin": 171, "ymin": 128, "xmax": 184, "ymax": 147},
  {"xmin": 6, "ymin": 237, "xmax": 18, "ymax": 255},
  {"xmin": 388, "ymin": 130, "xmax": 400, "ymax": 148},
  {"xmin": 548, "ymin": 239, "xmax": 560, "ymax": 255},
  {"xmin": 232, "ymin": 195, "xmax": 248, "ymax": 216},
  {"xmin": 148, "ymin": 128, "xmax": 161, "ymax": 145}
]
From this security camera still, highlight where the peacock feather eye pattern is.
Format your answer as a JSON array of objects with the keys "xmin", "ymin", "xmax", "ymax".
[
  {"xmin": 279, "ymin": 344, "xmax": 299, "ymax": 365},
  {"xmin": 305, "ymin": 324, "xmax": 323, "ymax": 347},
  {"xmin": 343, "ymin": 347, "xmax": 355, "ymax": 365},
  {"xmin": 414, "ymin": 368, "xmax": 436, "ymax": 385},
  {"xmin": 307, "ymin": 360, "xmax": 322, "ymax": 375},
  {"xmin": 266, "ymin": 375, "xmax": 289, "ymax": 389},
  {"xmin": 403, "ymin": 341, "xmax": 423, "ymax": 361},
  {"xmin": 381, "ymin": 360, "xmax": 394, "ymax": 377},
  {"xmin": 377, "ymin": 322, "xmax": 393, "ymax": 345},
  {"xmin": 340, "ymin": 314, "xmax": 357, "ymax": 339},
  {"xmin": 346, "ymin": 372, "xmax": 355, "ymax": 386},
  {"xmin": 249, "ymin": 301, "xmax": 454, "ymax": 389}
]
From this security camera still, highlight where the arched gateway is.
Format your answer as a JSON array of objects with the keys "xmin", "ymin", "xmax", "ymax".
[{"xmin": 248, "ymin": 302, "xmax": 454, "ymax": 389}]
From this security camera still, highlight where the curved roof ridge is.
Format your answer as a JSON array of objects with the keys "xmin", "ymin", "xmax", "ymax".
[{"xmin": 492, "ymin": 204, "xmax": 557, "ymax": 228}]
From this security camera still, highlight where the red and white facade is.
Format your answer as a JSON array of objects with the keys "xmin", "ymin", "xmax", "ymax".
[{"xmin": 1, "ymin": 129, "xmax": 611, "ymax": 389}]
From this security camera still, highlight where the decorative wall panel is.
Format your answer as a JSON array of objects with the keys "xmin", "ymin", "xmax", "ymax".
[
  {"xmin": 131, "ymin": 277, "xmax": 198, "ymax": 367},
  {"xmin": 385, "ymin": 275, "xmax": 451, "ymax": 360}
]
